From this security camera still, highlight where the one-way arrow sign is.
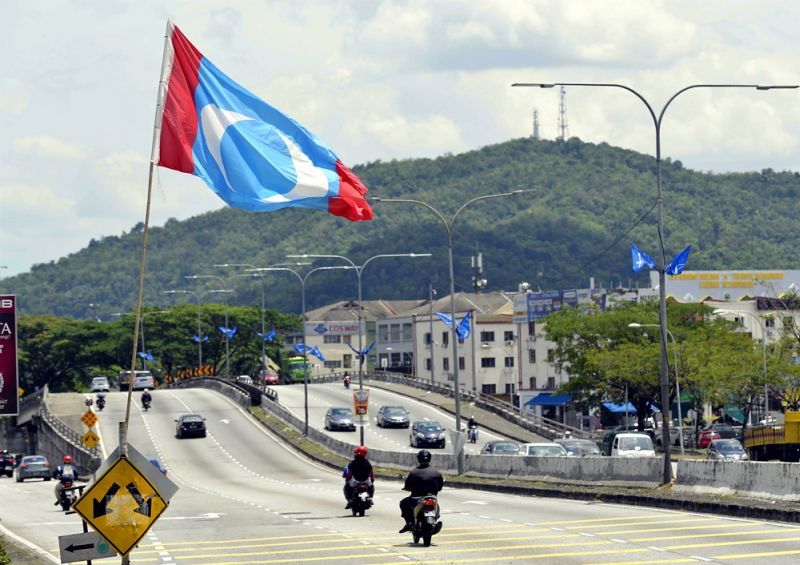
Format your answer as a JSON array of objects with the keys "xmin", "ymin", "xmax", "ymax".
[{"xmin": 58, "ymin": 531, "xmax": 116, "ymax": 563}]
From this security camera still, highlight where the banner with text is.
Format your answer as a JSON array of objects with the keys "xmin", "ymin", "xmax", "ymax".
[{"xmin": 0, "ymin": 295, "xmax": 19, "ymax": 416}]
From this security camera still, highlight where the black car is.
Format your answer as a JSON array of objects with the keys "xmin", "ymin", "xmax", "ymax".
[
  {"xmin": 480, "ymin": 440, "xmax": 521, "ymax": 455},
  {"xmin": 410, "ymin": 421, "xmax": 446, "ymax": 448},
  {"xmin": 376, "ymin": 405, "xmax": 410, "ymax": 428},
  {"xmin": 555, "ymin": 438, "xmax": 602, "ymax": 457},
  {"xmin": 0, "ymin": 450, "xmax": 15, "ymax": 477},
  {"xmin": 324, "ymin": 407, "xmax": 356, "ymax": 431},
  {"xmin": 175, "ymin": 414, "xmax": 207, "ymax": 438}
]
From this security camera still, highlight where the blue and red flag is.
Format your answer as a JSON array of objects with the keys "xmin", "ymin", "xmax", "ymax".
[{"xmin": 154, "ymin": 22, "xmax": 372, "ymax": 222}]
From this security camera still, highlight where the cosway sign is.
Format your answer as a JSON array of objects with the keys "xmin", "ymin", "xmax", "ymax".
[{"xmin": 73, "ymin": 457, "xmax": 168, "ymax": 556}]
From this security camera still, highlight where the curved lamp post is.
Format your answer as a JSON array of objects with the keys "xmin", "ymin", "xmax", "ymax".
[
  {"xmin": 713, "ymin": 308, "xmax": 769, "ymax": 421},
  {"xmin": 247, "ymin": 265, "xmax": 354, "ymax": 436},
  {"xmin": 629, "ymin": 322, "xmax": 684, "ymax": 454},
  {"xmin": 373, "ymin": 190, "xmax": 527, "ymax": 474},
  {"xmin": 513, "ymin": 80, "xmax": 797, "ymax": 484},
  {"xmin": 287, "ymin": 252, "xmax": 432, "ymax": 445}
]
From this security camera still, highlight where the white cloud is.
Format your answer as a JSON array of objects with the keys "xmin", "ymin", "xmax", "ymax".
[{"xmin": 14, "ymin": 136, "xmax": 89, "ymax": 160}]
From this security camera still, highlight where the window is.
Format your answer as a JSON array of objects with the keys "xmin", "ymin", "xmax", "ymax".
[
  {"xmin": 528, "ymin": 321, "xmax": 536, "ymax": 335},
  {"xmin": 547, "ymin": 377, "xmax": 556, "ymax": 389},
  {"xmin": 425, "ymin": 358, "xmax": 432, "ymax": 370},
  {"xmin": 343, "ymin": 334, "xmax": 352, "ymax": 344},
  {"xmin": 323, "ymin": 360, "xmax": 342, "ymax": 369},
  {"xmin": 458, "ymin": 357, "xmax": 465, "ymax": 370},
  {"xmin": 481, "ymin": 357, "xmax": 496, "ymax": 368},
  {"xmin": 480, "ymin": 331, "xmax": 495, "ymax": 342},
  {"xmin": 402, "ymin": 323, "xmax": 412, "ymax": 341},
  {"xmin": 529, "ymin": 377, "xmax": 537, "ymax": 389},
  {"xmin": 547, "ymin": 349, "xmax": 555, "ymax": 363},
  {"xmin": 424, "ymin": 332, "xmax": 432, "ymax": 345},
  {"xmin": 504, "ymin": 331, "xmax": 514, "ymax": 342},
  {"xmin": 343, "ymin": 354, "xmax": 352, "ymax": 368},
  {"xmin": 390, "ymin": 324, "xmax": 401, "ymax": 342},
  {"xmin": 390, "ymin": 352, "xmax": 401, "ymax": 366},
  {"xmin": 442, "ymin": 332, "xmax": 449, "ymax": 346},
  {"xmin": 443, "ymin": 358, "xmax": 450, "ymax": 371},
  {"xmin": 505, "ymin": 383, "xmax": 515, "ymax": 394},
  {"xmin": 765, "ymin": 318, "xmax": 775, "ymax": 328},
  {"xmin": 402, "ymin": 352, "xmax": 413, "ymax": 367},
  {"xmin": 324, "ymin": 335, "xmax": 341, "ymax": 344},
  {"xmin": 378, "ymin": 325, "xmax": 389, "ymax": 342},
  {"xmin": 482, "ymin": 384, "xmax": 496, "ymax": 394},
  {"xmin": 528, "ymin": 350, "xmax": 536, "ymax": 363},
  {"xmin": 504, "ymin": 356, "xmax": 514, "ymax": 368}
]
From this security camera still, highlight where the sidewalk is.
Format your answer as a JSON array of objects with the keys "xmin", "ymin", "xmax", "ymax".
[{"xmin": 365, "ymin": 378, "xmax": 549, "ymax": 443}]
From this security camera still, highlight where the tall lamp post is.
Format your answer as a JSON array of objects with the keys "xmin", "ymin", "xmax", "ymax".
[
  {"xmin": 164, "ymin": 288, "xmax": 228, "ymax": 369},
  {"xmin": 373, "ymin": 191, "xmax": 526, "ymax": 474},
  {"xmin": 287, "ymin": 252, "xmax": 431, "ymax": 445},
  {"xmin": 247, "ymin": 265, "xmax": 354, "ymax": 436},
  {"xmin": 713, "ymin": 309, "xmax": 769, "ymax": 422},
  {"xmin": 629, "ymin": 322, "xmax": 684, "ymax": 454},
  {"xmin": 513, "ymin": 81, "xmax": 797, "ymax": 484},
  {"xmin": 186, "ymin": 274, "xmax": 235, "ymax": 378}
]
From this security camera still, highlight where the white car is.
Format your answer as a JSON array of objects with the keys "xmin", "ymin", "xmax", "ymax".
[
  {"xmin": 611, "ymin": 433, "xmax": 656, "ymax": 457},
  {"xmin": 132, "ymin": 373, "xmax": 155, "ymax": 391},
  {"xmin": 90, "ymin": 377, "xmax": 110, "ymax": 392}
]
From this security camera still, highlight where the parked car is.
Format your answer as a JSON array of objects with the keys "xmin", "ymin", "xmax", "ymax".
[
  {"xmin": 703, "ymin": 423, "xmax": 738, "ymax": 439},
  {"xmin": 480, "ymin": 440, "xmax": 521, "ymax": 455},
  {"xmin": 259, "ymin": 369, "xmax": 280, "ymax": 386},
  {"xmin": 410, "ymin": 421, "xmax": 446, "ymax": 448},
  {"xmin": 90, "ymin": 377, "xmax": 110, "ymax": 392},
  {"xmin": 519, "ymin": 443, "xmax": 568, "ymax": 457},
  {"xmin": 611, "ymin": 433, "xmax": 656, "ymax": 457},
  {"xmin": 15, "ymin": 455, "xmax": 51, "ymax": 482},
  {"xmin": 376, "ymin": 405, "xmax": 410, "ymax": 428},
  {"xmin": 598, "ymin": 429, "xmax": 643, "ymax": 456},
  {"xmin": 707, "ymin": 439, "xmax": 748, "ymax": 461},
  {"xmin": 653, "ymin": 426, "xmax": 681, "ymax": 447},
  {"xmin": 175, "ymin": 413, "xmax": 207, "ymax": 438},
  {"xmin": 555, "ymin": 438, "xmax": 602, "ymax": 457},
  {"xmin": 697, "ymin": 429, "xmax": 722, "ymax": 449},
  {"xmin": 324, "ymin": 407, "xmax": 356, "ymax": 431},
  {"xmin": 147, "ymin": 457, "xmax": 168, "ymax": 476}
]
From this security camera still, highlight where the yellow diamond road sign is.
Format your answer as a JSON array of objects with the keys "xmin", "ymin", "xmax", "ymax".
[
  {"xmin": 81, "ymin": 410, "xmax": 98, "ymax": 428},
  {"xmin": 81, "ymin": 430, "xmax": 99, "ymax": 449},
  {"xmin": 73, "ymin": 457, "xmax": 168, "ymax": 556}
]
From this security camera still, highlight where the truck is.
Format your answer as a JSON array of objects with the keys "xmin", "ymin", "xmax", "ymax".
[
  {"xmin": 283, "ymin": 356, "xmax": 310, "ymax": 383},
  {"xmin": 742, "ymin": 411, "xmax": 800, "ymax": 461}
]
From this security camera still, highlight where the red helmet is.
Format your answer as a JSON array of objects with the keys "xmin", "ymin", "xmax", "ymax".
[
  {"xmin": 63, "ymin": 455, "xmax": 73, "ymax": 463},
  {"xmin": 353, "ymin": 445, "xmax": 367, "ymax": 458}
]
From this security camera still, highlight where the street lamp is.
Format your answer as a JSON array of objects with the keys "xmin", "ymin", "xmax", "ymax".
[
  {"xmin": 247, "ymin": 265, "xmax": 354, "ymax": 436},
  {"xmin": 286, "ymin": 252, "xmax": 432, "ymax": 445},
  {"xmin": 628, "ymin": 322, "xmax": 684, "ymax": 454},
  {"xmin": 373, "ymin": 190, "xmax": 527, "ymax": 474},
  {"xmin": 163, "ymin": 288, "xmax": 227, "ymax": 369},
  {"xmin": 712, "ymin": 309, "xmax": 769, "ymax": 421},
  {"xmin": 513, "ymin": 81, "xmax": 797, "ymax": 484},
  {"xmin": 186, "ymin": 275, "xmax": 235, "ymax": 378}
]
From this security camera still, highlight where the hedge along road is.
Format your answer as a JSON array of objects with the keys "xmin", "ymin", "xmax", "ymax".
[{"xmin": 274, "ymin": 382, "xmax": 509, "ymax": 454}]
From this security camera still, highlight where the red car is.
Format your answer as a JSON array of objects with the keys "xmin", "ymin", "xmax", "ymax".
[
  {"xmin": 698, "ymin": 429, "xmax": 721, "ymax": 449},
  {"xmin": 259, "ymin": 369, "xmax": 280, "ymax": 386}
]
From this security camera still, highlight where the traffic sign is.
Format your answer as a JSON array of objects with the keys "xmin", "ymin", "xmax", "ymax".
[
  {"xmin": 353, "ymin": 389, "xmax": 369, "ymax": 416},
  {"xmin": 81, "ymin": 409, "xmax": 98, "ymax": 428},
  {"xmin": 58, "ymin": 531, "xmax": 116, "ymax": 563},
  {"xmin": 95, "ymin": 444, "xmax": 178, "ymax": 503},
  {"xmin": 73, "ymin": 457, "xmax": 168, "ymax": 556},
  {"xmin": 82, "ymin": 430, "xmax": 100, "ymax": 449}
]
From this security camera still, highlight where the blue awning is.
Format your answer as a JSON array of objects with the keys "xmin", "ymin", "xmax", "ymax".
[
  {"xmin": 526, "ymin": 393, "xmax": 573, "ymax": 407},
  {"xmin": 602, "ymin": 401, "xmax": 637, "ymax": 414}
]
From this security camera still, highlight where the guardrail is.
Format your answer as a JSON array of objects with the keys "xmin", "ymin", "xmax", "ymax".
[
  {"xmin": 163, "ymin": 376, "xmax": 252, "ymax": 408},
  {"xmin": 308, "ymin": 371, "xmax": 589, "ymax": 440},
  {"xmin": 37, "ymin": 387, "xmax": 101, "ymax": 475}
]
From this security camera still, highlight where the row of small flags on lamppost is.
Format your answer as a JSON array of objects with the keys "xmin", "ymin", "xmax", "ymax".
[{"xmin": 631, "ymin": 243, "xmax": 692, "ymax": 275}]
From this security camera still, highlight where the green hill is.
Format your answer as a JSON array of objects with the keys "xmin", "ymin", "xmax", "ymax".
[{"xmin": 6, "ymin": 136, "xmax": 800, "ymax": 320}]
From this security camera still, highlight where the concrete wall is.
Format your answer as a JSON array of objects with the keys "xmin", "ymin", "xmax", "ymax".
[{"xmin": 676, "ymin": 460, "xmax": 800, "ymax": 501}]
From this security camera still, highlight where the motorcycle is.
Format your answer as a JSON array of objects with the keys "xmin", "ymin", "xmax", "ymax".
[
  {"xmin": 142, "ymin": 399, "xmax": 151, "ymax": 412},
  {"xmin": 350, "ymin": 481, "xmax": 373, "ymax": 517},
  {"xmin": 468, "ymin": 425, "xmax": 478, "ymax": 444},
  {"xmin": 343, "ymin": 376, "xmax": 351, "ymax": 389},
  {"xmin": 56, "ymin": 478, "xmax": 78, "ymax": 511},
  {"xmin": 96, "ymin": 395, "xmax": 106, "ymax": 411},
  {"xmin": 410, "ymin": 495, "xmax": 442, "ymax": 547}
]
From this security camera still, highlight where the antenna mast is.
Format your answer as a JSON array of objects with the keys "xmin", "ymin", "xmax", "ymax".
[
  {"xmin": 532, "ymin": 109, "xmax": 540, "ymax": 140},
  {"xmin": 557, "ymin": 86, "xmax": 569, "ymax": 142}
]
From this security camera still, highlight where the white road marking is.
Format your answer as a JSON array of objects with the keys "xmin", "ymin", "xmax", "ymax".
[{"xmin": 462, "ymin": 500, "xmax": 489, "ymax": 505}]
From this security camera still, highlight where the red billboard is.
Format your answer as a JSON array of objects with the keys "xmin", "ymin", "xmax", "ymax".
[{"xmin": 0, "ymin": 295, "xmax": 19, "ymax": 416}]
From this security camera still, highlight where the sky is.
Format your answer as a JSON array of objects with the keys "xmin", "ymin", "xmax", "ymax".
[{"xmin": 3, "ymin": 0, "xmax": 800, "ymax": 277}]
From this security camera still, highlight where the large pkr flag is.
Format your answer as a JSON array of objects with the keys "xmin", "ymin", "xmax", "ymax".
[{"xmin": 154, "ymin": 23, "xmax": 372, "ymax": 222}]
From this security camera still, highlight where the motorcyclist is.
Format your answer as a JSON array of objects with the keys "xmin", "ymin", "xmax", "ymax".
[
  {"xmin": 141, "ymin": 388, "xmax": 152, "ymax": 406},
  {"xmin": 96, "ymin": 392, "xmax": 106, "ymax": 410},
  {"xmin": 343, "ymin": 372, "xmax": 352, "ymax": 388},
  {"xmin": 53, "ymin": 455, "xmax": 76, "ymax": 505},
  {"xmin": 398, "ymin": 449, "xmax": 444, "ymax": 533},
  {"xmin": 343, "ymin": 445, "xmax": 374, "ymax": 509},
  {"xmin": 467, "ymin": 416, "xmax": 478, "ymax": 442}
]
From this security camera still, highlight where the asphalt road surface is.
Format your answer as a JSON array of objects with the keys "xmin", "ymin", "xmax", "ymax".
[{"xmin": 1, "ymin": 388, "xmax": 799, "ymax": 564}]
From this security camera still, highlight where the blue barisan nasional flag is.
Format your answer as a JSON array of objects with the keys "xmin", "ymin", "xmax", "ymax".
[
  {"xmin": 192, "ymin": 334, "xmax": 209, "ymax": 343},
  {"xmin": 137, "ymin": 351, "xmax": 156, "ymax": 363},
  {"xmin": 436, "ymin": 311, "xmax": 472, "ymax": 340},
  {"xmin": 257, "ymin": 328, "xmax": 277, "ymax": 342},
  {"xmin": 218, "ymin": 326, "xmax": 237, "ymax": 340},
  {"xmin": 155, "ymin": 23, "xmax": 372, "ymax": 222},
  {"xmin": 665, "ymin": 245, "xmax": 692, "ymax": 276},
  {"xmin": 294, "ymin": 343, "xmax": 310, "ymax": 355},
  {"xmin": 631, "ymin": 243, "xmax": 656, "ymax": 273},
  {"xmin": 309, "ymin": 346, "xmax": 325, "ymax": 362},
  {"xmin": 347, "ymin": 341, "xmax": 376, "ymax": 362}
]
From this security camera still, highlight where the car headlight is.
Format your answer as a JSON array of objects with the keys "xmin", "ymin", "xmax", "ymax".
[
  {"xmin": 417, "ymin": 433, "xmax": 425, "ymax": 438},
  {"xmin": 439, "ymin": 433, "xmax": 446, "ymax": 439}
]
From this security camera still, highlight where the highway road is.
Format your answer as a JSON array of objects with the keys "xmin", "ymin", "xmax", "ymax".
[
  {"xmin": 274, "ymin": 382, "xmax": 508, "ymax": 454},
  {"xmin": 1, "ymin": 388, "xmax": 799, "ymax": 564}
]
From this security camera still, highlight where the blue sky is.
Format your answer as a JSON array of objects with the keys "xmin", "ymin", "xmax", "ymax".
[{"xmin": 2, "ymin": 0, "xmax": 800, "ymax": 277}]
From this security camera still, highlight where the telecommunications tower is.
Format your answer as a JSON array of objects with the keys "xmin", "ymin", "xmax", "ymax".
[{"xmin": 557, "ymin": 86, "xmax": 569, "ymax": 142}]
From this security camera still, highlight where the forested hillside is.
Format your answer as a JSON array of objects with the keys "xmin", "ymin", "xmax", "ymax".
[{"xmin": 5, "ymin": 136, "xmax": 800, "ymax": 320}]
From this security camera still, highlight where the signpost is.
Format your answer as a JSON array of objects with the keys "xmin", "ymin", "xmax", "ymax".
[
  {"xmin": 82, "ymin": 430, "xmax": 100, "ymax": 450},
  {"xmin": 58, "ymin": 531, "xmax": 116, "ymax": 563},
  {"xmin": 72, "ymin": 456, "xmax": 168, "ymax": 556},
  {"xmin": 0, "ymin": 295, "xmax": 19, "ymax": 416},
  {"xmin": 81, "ymin": 410, "xmax": 98, "ymax": 428}
]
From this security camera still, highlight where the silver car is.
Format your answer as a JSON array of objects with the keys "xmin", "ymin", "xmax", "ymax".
[
  {"xmin": 15, "ymin": 455, "xmax": 52, "ymax": 482},
  {"xmin": 707, "ymin": 439, "xmax": 748, "ymax": 461},
  {"xmin": 376, "ymin": 405, "xmax": 410, "ymax": 428}
]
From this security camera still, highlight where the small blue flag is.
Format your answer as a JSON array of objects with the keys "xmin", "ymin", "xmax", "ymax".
[
  {"xmin": 294, "ymin": 343, "xmax": 311, "ymax": 355},
  {"xmin": 437, "ymin": 312, "xmax": 471, "ymax": 340},
  {"xmin": 192, "ymin": 334, "xmax": 209, "ymax": 343},
  {"xmin": 309, "ymin": 346, "xmax": 325, "ymax": 361},
  {"xmin": 665, "ymin": 245, "xmax": 692, "ymax": 276},
  {"xmin": 631, "ymin": 243, "xmax": 656, "ymax": 273},
  {"xmin": 137, "ymin": 351, "xmax": 155, "ymax": 362},
  {"xmin": 219, "ymin": 326, "xmax": 238, "ymax": 340},
  {"xmin": 347, "ymin": 341, "xmax": 376, "ymax": 362},
  {"xmin": 257, "ymin": 328, "xmax": 277, "ymax": 342}
]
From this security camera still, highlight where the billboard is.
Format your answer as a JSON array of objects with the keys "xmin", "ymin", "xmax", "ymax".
[
  {"xmin": 0, "ymin": 295, "xmax": 19, "ymax": 416},
  {"xmin": 307, "ymin": 321, "xmax": 364, "ymax": 336},
  {"xmin": 513, "ymin": 289, "xmax": 607, "ymax": 323}
]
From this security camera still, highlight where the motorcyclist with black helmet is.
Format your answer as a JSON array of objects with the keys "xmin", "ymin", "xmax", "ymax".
[
  {"xmin": 343, "ymin": 445, "xmax": 374, "ymax": 509},
  {"xmin": 398, "ymin": 449, "xmax": 444, "ymax": 533}
]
